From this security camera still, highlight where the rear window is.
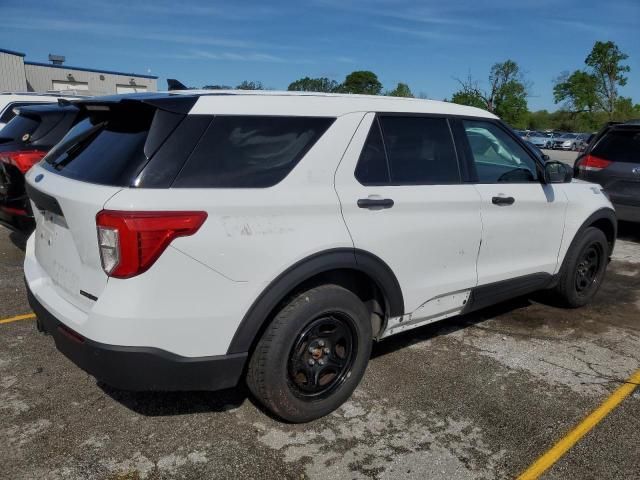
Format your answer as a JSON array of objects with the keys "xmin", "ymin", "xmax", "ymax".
[
  {"xmin": 592, "ymin": 128, "xmax": 640, "ymax": 163},
  {"xmin": 172, "ymin": 116, "xmax": 334, "ymax": 188},
  {"xmin": 42, "ymin": 106, "xmax": 155, "ymax": 186},
  {"xmin": 0, "ymin": 102, "xmax": 39, "ymax": 123},
  {"xmin": 0, "ymin": 115, "xmax": 39, "ymax": 144}
]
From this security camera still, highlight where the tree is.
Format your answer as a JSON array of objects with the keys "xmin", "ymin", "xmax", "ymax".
[
  {"xmin": 287, "ymin": 77, "xmax": 340, "ymax": 93},
  {"xmin": 553, "ymin": 70, "xmax": 599, "ymax": 113},
  {"xmin": 203, "ymin": 84, "xmax": 232, "ymax": 90},
  {"xmin": 450, "ymin": 61, "xmax": 529, "ymax": 127},
  {"xmin": 553, "ymin": 41, "xmax": 630, "ymax": 118},
  {"xmin": 386, "ymin": 82, "xmax": 414, "ymax": 98},
  {"xmin": 236, "ymin": 80, "xmax": 264, "ymax": 90},
  {"xmin": 340, "ymin": 71, "xmax": 382, "ymax": 95}
]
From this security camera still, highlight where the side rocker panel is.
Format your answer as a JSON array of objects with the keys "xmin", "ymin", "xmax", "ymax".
[{"xmin": 226, "ymin": 248, "xmax": 404, "ymax": 354}]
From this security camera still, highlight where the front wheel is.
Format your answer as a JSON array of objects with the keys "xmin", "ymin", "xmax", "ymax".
[
  {"xmin": 553, "ymin": 227, "xmax": 609, "ymax": 307},
  {"xmin": 247, "ymin": 284, "xmax": 372, "ymax": 423}
]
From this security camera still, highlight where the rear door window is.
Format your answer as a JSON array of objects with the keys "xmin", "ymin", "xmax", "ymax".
[
  {"xmin": 592, "ymin": 128, "xmax": 640, "ymax": 163},
  {"xmin": 378, "ymin": 116, "xmax": 460, "ymax": 184},
  {"xmin": 172, "ymin": 116, "xmax": 334, "ymax": 188}
]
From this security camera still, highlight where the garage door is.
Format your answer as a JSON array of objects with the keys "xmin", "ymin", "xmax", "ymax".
[
  {"xmin": 116, "ymin": 84, "xmax": 148, "ymax": 94},
  {"xmin": 52, "ymin": 80, "xmax": 89, "ymax": 91}
]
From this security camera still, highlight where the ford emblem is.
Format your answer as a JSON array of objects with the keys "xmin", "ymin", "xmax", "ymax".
[{"xmin": 34, "ymin": 173, "xmax": 44, "ymax": 183}]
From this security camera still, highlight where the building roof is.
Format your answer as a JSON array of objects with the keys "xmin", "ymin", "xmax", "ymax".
[
  {"xmin": 0, "ymin": 48, "xmax": 26, "ymax": 57},
  {"xmin": 24, "ymin": 61, "xmax": 158, "ymax": 79}
]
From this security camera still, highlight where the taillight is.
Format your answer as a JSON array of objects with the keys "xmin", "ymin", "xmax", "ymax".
[
  {"xmin": 95, "ymin": 210, "xmax": 207, "ymax": 279},
  {"xmin": 0, "ymin": 150, "xmax": 47, "ymax": 174},
  {"xmin": 577, "ymin": 154, "xmax": 612, "ymax": 172}
]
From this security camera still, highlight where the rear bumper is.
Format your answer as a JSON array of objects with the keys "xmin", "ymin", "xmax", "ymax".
[{"xmin": 27, "ymin": 284, "xmax": 247, "ymax": 391}]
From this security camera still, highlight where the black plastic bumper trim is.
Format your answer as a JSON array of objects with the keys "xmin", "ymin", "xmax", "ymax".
[{"xmin": 27, "ymin": 284, "xmax": 247, "ymax": 391}]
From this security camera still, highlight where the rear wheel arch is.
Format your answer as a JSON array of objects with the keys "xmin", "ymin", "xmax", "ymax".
[{"xmin": 227, "ymin": 248, "xmax": 404, "ymax": 355}]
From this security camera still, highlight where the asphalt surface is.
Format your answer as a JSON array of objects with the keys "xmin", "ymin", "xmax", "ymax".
[{"xmin": 1, "ymin": 185, "xmax": 639, "ymax": 478}]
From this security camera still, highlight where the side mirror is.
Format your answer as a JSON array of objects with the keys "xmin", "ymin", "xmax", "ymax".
[{"xmin": 544, "ymin": 161, "xmax": 573, "ymax": 183}]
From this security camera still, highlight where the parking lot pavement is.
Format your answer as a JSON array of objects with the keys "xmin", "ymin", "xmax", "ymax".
[
  {"xmin": 1, "ymin": 225, "xmax": 639, "ymax": 480},
  {"xmin": 543, "ymin": 149, "xmax": 579, "ymax": 166}
]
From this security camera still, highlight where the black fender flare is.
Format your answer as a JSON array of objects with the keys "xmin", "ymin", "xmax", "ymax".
[
  {"xmin": 226, "ymin": 248, "xmax": 404, "ymax": 354},
  {"xmin": 560, "ymin": 207, "xmax": 617, "ymax": 269}
]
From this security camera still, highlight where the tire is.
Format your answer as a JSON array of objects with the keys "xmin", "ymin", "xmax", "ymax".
[
  {"xmin": 553, "ymin": 227, "xmax": 609, "ymax": 307},
  {"xmin": 246, "ymin": 284, "xmax": 372, "ymax": 423}
]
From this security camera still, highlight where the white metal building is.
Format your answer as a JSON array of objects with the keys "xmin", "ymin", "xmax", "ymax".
[{"xmin": 0, "ymin": 48, "xmax": 157, "ymax": 95}]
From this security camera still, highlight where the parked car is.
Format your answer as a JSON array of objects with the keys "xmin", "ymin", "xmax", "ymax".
[
  {"xmin": 527, "ymin": 131, "xmax": 553, "ymax": 149},
  {"xmin": 575, "ymin": 119, "xmax": 640, "ymax": 222},
  {"xmin": 526, "ymin": 140, "xmax": 550, "ymax": 161},
  {"xmin": 0, "ymin": 92, "xmax": 78, "ymax": 131},
  {"xmin": 0, "ymin": 104, "xmax": 82, "ymax": 231},
  {"xmin": 24, "ymin": 91, "xmax": 615, "ymax": 422},
  {"xmin": 552, "ymin": 133, "xmax": 585, "ymax": 151}
]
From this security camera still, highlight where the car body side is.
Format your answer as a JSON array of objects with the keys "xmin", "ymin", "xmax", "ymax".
[{"xmin": 23, "ymin": 93, "xmax": 615, "ymax": 386}]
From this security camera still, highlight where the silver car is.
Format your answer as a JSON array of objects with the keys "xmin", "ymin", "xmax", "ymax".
[
  {"xmin": 527, "ymin": 131, "xmax": 553, "ymax": 149},
  {"xmin": 552, "ymin": 133, "xmax": 585, "ymax": 151}
]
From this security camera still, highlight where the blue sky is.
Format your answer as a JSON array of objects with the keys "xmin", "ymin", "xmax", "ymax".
[{"xmin": 1, "ymin": 0, "xmax": 638, "ymax": 110}]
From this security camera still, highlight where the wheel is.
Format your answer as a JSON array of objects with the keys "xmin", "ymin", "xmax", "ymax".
[
  {"xmin": 553, "ymin": 227, "xmax": 609, "ymax": 307},
  {"xmin": 246, "ymin": 284, "xmax": 372, "ymax": 423},
  {"xmin": 572, "ymin": 143, "xmax": 577, "ymax": 151}
]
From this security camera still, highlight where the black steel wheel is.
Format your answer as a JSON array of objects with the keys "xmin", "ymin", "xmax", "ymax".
[
  {"xmin": 287, "ymin": 314, "xmax": 356, "ymax": 399},
  {"xmin": 553, "ymin": 226, "xmax": 609, "ymax": 307},
  {"xmin": 575, "ymin": 244, "xmax": 602, "ymax": 295},
  {"xmin": 247, "ymin": 284, "xmax": 372, "ymax": 423}
]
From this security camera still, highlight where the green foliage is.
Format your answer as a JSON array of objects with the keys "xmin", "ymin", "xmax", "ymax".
[
  {"xmin": 386, "ymin": 82, "xmax": 414, "ymax": 98},
  {"xmin": 450, "ymin": 90, "xmax": 485, "ymax": 109},
  {"xmin": 236, "ymin": 80, "xmax": 264, "ymax": 90},
  {"xmin": 553, "ymin": 40, "xmax": 630, "ymax": 118},
  {"xmin": 203, "ymin": 84, "xmax": 232, "ymax": 90},
  {"xmin": 450, "ymin": 61, "xmax": 529, "ymax": 128},
  {"xmin": 287, "ymin": 77, "xmax": 340, "ymax": 93},
  {"xmin": 340, "ymin": 71, "xmax": 383, "ymax": 95},
  {"xmin": 553, "ymin": 71, "xmax": 599, "ymax": 112}
]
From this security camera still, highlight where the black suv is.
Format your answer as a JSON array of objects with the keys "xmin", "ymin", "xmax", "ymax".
[
  {"xmin": 575, "ymin": 120, "xmax": 640, "ymax": 223},
  {"xmin": 0, "ymin": 104, "xmax": 81, "ymax": 230}
]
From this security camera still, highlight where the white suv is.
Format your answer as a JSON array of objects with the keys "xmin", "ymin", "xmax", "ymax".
[{"xmin": 24, "ymin": 91, "xmax": 616, "ymax": 422}]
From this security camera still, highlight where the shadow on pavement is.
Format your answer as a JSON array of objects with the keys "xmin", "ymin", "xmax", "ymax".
[
  {"xmin": 100, "ymin": 383, "xmax": 250, "ymax": 417},
  {"xmin": 618, "ymin": 221, "xmax": 640, "ymax": 244}
]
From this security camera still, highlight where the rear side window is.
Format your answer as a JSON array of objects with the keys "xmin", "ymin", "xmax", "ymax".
[
  {"xmin": 172, "ymin": 116, "xmax": 334, "ymax": 188},
  {"xmin": 592, "ymin": 128, "xmax": 640, "ymax": 163}
]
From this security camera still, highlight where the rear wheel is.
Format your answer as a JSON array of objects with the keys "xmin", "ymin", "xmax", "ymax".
[
  {"xmin": 246, "ymin": 284, "xmax": 372, "ymax": 423},
  {"xmin": 553, "ymin": 227, "xmax": 608, "ymax": 307}
]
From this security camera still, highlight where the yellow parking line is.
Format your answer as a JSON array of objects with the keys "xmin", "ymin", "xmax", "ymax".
[
  {"xmin": 517, "ymin": 368, "xmax": 640, "ymax": 480},
  {"xmin": 0, "ymin": 313, "xmax": 36, "ymax": 324}
]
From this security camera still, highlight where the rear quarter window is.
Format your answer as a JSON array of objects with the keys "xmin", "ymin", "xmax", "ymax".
[
  {"xmin": 592, "ymin": 128, "xmax": 640, "ymax": 163},
  {"xmin": 172, "ymin": 116, "xmax": 334, "ymax": 188}
]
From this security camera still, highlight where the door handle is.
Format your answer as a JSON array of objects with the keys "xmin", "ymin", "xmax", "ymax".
[
  {"xmin": 491, "ymin": 196, "xmax": 515, "ymax": 206},
  {"xmin": 357, "ymin": 198, "xmax": 394, "ymax": 209}
]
